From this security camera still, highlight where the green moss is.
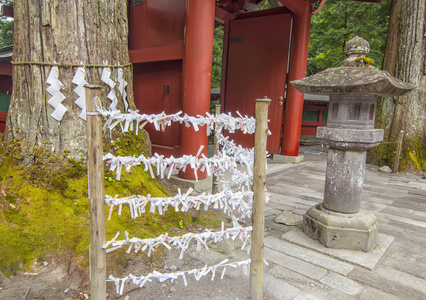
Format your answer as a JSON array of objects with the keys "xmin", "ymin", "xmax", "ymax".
[
  {"xmin": 194, "ymin": 210, "xmax": 223, "ymax": 228},
  {"xmin": 367, "ymin": 142, "xmax": 396, "ymax": 170},
  {"xmin": 105, "ymin": 130, "xmax": 150, "ymax": 157},
  {"xmin": 0, "ymin": 133, "xmax": 223, "ymax": 277},
  {"xmin": 0, "ymin": 154, "xmax": 187, "ymax": 276},
  {"xmin": 399, "ymin": 138, "xmax": 426, "ymax": 172},
  {"xmin": 355, "ymin": 56, "xmax": 375, "ymax": 67}
]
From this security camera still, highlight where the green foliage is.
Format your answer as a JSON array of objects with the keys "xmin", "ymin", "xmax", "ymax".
[
  {"xmin": 211, "ymin": 26, "xmax": 224, "ymax": 89},
  {"xmin": 257, "ymin": 0, "xmax": 281, "ymax": 10},
  {"xmin": 0, "ymin": 0, "xmax": 13, "ymax": 47},
  {"xmin": 0, "ymin": 20, "xmax": 13, "ymax": 46},
  {"xmin": 308, "ymin": 0, "xmax": 391, "ymax": 75}
]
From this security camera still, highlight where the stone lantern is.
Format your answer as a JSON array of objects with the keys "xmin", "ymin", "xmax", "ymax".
[{"xmin": 290, "ymin": 36, "xmax": 415, "ymax": 252}]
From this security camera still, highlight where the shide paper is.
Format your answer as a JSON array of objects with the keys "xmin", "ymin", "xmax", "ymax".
[
  {"xmin": 116, "ymin": 67, "xmax": 128, "ymax": 112},
  {"xmin": 101, "ymin": 67, "xmax": 118, "ymax": 110},
  {"xmin": 46, "ymin": 66, "xmax": 66, "ymax": 121},
  {"xmin": 72, "ymin": 67, "xmax": 87, "ymax": 120}
]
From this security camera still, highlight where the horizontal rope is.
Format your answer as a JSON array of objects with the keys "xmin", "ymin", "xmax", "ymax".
[{"xmin": 11, "ymin": 61, "xmax": 132, "ymax": 68}]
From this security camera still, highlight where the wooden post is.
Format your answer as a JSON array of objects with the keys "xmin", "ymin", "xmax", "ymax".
[
  {"xmin": 394, "ymin": 130, "xmax": 404, "ymax": 173},
  {"xmin": 250, "ymin": 98, "xmax": 270, "ymax": 300},
  {"xmin": 85, "ymin": 84, "xmax": 106, "ymax": 300},
  {"xmin": 212, "ymin": 104, "xmax": 221, "ymax": 194}
]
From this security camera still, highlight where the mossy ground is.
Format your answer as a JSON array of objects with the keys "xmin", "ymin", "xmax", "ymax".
[
  {"xmin": 0, "ymin": 131, "xmax": 222, "ymax": 277},
  {"xmin": 368, "ymin": 138, "xmax": 426, "ymax": 173}
]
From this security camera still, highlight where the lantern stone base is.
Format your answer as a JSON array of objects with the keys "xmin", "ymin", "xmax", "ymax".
[{"xmin": 303, "ymin": 204, "xmax": 378, "ymax": 252}]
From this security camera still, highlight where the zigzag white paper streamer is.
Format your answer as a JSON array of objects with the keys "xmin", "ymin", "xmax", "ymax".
[
  {"xmin": 116, "ymin": 68, "xmax": 128, "ymax": 112},
  {"xmin": 46, "ymin": 66, "xmax": 66, "ymax": 121},
  {"xmin": 72, "ymin": 67, "xmax": 87, "ymax": 120},
  {"xmin": 101, "ymin": 67, "xmax": 118, "ymax": 110}
]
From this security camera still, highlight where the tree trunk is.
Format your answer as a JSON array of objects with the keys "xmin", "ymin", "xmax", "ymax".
[
  {"xmin": 370, "ymin": 0, "xmax": 426, "ymax": 172},
  {"xmin": 5, "ymin": 0, "xmax": 133, "ymax": 163}
]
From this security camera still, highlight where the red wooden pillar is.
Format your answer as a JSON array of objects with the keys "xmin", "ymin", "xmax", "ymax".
[
  {"xmin": 179, "ymin": 0, "xmax": 215, "ymax": 179},
  {"xmin": 281, "ymin": 2, "xmax": 311, "ymax": 156}
]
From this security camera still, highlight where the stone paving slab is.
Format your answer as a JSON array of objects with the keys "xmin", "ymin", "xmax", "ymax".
[
  {"xmin": 266, "ymin": 265, "xmax": 331, "ymax": 298},
  {"xmin": 264, "ymin": 235, "xmax": 354, "ymax": 276},
  {"xmin": 264, "ymin": 273, "xmax": 300, "ymax": 300},
  {"xmin": 268, "ymin": 192, "xmax": 319, "ymax": 207},
  {"xmin": 375, "ymin": 265, "xmax": 426, "ymax": 294},
  {"xmin": 270, "ymin": 182, "xmax": 324, "ymax": 200},
  {"xmin": 375, "ymin": 211, "xmax": 426, "ymax": 229},
  {"xmin": 409, "ymin": 189, "xmax": 426, "ymax": 196},
  {"xmin": 265, "ymin": 247, "xmax": 328, "ymax": 280},
  {"xmin": 320, "ymin": 271, "xmax": 363, "ymax": 296},
  {"xmin": 358, "ymin": 286, "xmax": 400, "ymax": 300},
  {"xmin": 348, "ymin": 266, "xmax": 426, "ymax": 299},
  {"xmin": 280, "ymin": 229, "xmax": 394, "ymax": 270},
  {"xmin": 0, "ymin": 287, "xmax": 30, "ymax": 300}
]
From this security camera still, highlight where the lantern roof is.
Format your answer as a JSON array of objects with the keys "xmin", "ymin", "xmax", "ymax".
[{"xmin": 291, "ymin": 36, "xmax": 416, "ymax": 96}]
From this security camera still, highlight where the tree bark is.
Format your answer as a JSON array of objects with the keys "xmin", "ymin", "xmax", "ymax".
[
  {"xmin": 6, "ymin": 0, "xmax": 133, "ymax": 163},
  {"xmin": 370, "ymin": 0, "xmax": 426, "ymax": 172}
]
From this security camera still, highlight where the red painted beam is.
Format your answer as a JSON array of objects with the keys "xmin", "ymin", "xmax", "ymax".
[
  {"xmin": 215, "ymin": 5, "xmax": 236, "ymax": 23},
  {"xmin": 179, "ymin": 0, "xmax": 215, "ymax": 180},
  {"xmin": 129, "ymin": 41, "xmax": 184, "ymax": 64},
  {"xmin": 0, "ymin": 61, "xmax": 12, "ymax": 76},
  {"xmin": 280, "ymin": 1, "xmax": 384, "ymax": 16}
]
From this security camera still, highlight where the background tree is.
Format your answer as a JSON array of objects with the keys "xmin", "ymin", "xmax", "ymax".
[
  {"xmin": 369, "ymin": 0, "xmax": 426, "ymax": 172},
  {"xmin": 5, "ymin": 0, "xmax": 133, "ymax": 163},
  {"xmin": 0, "ymin": 0, "xmax": 13, "ymax": 46},
  {"xmin": 308, "ymin": 0, "xmax": 391, "ymax": 75}
]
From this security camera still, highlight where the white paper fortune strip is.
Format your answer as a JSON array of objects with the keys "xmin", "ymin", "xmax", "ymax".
[
  {"xmin": 46, "ymin": 66, "xmax": 67, "ymax": 121},
  {"xmin": 105, "ymin": 186, "xmax": 254, "ymax": 220},
  {"xmin": 107, "ymin": 259, "xmax": 251, "ymax": 295},
  {"xmin": 103, "ymin": 223, "xmax": 252, "ymax": 258},
  {"xmin": 95, "ymin": 105, "xmax": 258, "ymax": 136},
  {"xmin": 116, "ymin": 67, "xmax": 128, "ymax": 112},
  {"xmin": 101, "ymin": 67, "xmax": 118, "ymax": 110},
  {"xmin": 103, "ymin": 145, "xmax": 254, "ymax": 181},
  {"xmin": 72, "ymin": 67, "xmax": 87, "ymax": 120}
]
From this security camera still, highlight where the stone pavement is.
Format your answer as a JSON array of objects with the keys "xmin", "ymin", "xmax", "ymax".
[{"xmin": 257, "ymin": 144, "xmax": 426, "ymax": 299}]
